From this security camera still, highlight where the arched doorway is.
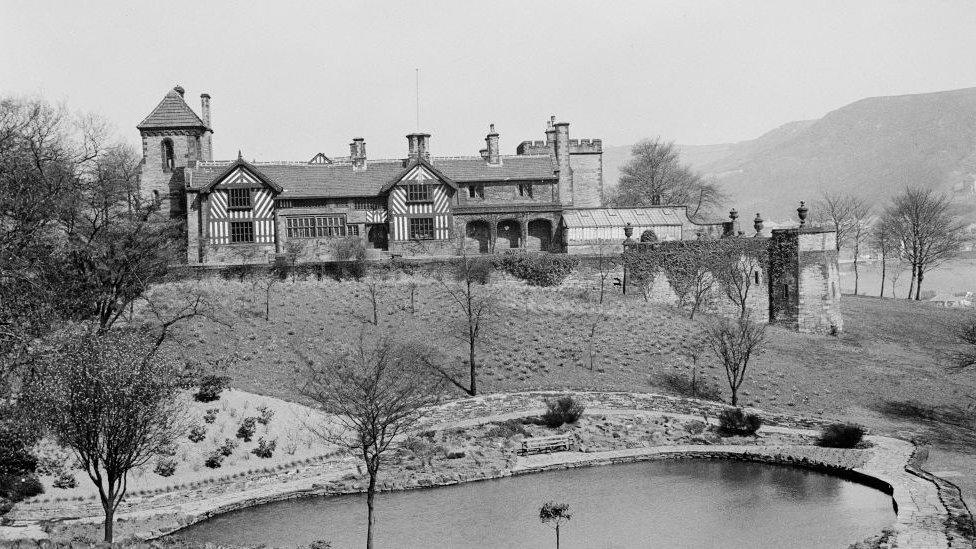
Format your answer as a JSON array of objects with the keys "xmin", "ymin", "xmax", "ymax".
[
  {"xmin": 466, "ymin": 220, "xmax": 491, "ymax": 254},
  {"xmin": 367, "ymin": 224, "xmax": 388, "ymax": 250},
  {"xmin": 497, "ymin": 219, "xmax": 521, "ymax": 249},
  {"xmin": 527, "ymin": 219, "xmax": 552, "ymax": 251}
]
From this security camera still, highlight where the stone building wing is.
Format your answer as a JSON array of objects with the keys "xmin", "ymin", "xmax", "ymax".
[{"xmin": 137, "ymin": 88, "xmax": 209, "ymax": 130}]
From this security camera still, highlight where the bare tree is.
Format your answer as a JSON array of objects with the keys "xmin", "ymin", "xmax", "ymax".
[
  {"xmin": 298, "ymin": 337, "xmax": 444, "ymax": 549},
  {"xmin": 253, "ymin": 272, "xmax": 280, "ymax": 322},
  {"xmin": 660, "ymin": 242, "xmax": 719, "ymax": 320},
  {"xmin": 705, "ymin": 317, "xmax": 767, "ymax": 406},
  {"xmin": 539, "ymin": 501, "xmax": 573, "ymax": 549},
  {"xmin": 816, "ymin": 191, "xmax": 856, "ymax": 252},
  {"xmin": 847, "ymin": 200, "xmax": 872, "ymax": 295},
  {"xmin": 580, "ymin": 241, "xmax": 617, "ymax": 370},
  {"xmin": 714, "ymin": 239, "xmax": 768, "ymax": 319},
  {"xmin": 24, "ymin": 328, "xmax": 184, "ymax": 542},
  {"xmin": 434, "ymin": 255, "xmax": 496, "ymax": 395},
  {"xmin": 608, "ymin": 138, "xmax": 726, "ymax": 219},
  {"xmin": 404, "ymin": 280, "xmax": 419, "ymax": 316},
  {"xmin": 885, "ymin": 187, "xmax": 965, "ymax": 300},
  {"xmin": 359, "ymin": 276, "xmax": 384, "ymax": 326},
  {"xmin": 591, "ymin": 239, "xmax": 618, "ymax": 305},
  {"xmin": 869, "ymin": 217, "xmax": 898, "ymax": 297}
]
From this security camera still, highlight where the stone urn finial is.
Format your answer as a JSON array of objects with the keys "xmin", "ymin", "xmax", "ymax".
[
  {"xmin": 729, "ymin": 208, "xmax": 739, "ymax": 221},
  {"xmin": 797, "ymin": 201, "xmax": 808, "ymax": 226},
  {"xmin": 624, "ymin": 222, "xmax": 634, "ymax": 241},
  {"xmin": 753, "ymin": 213, "xmax": 764, "ymax": 235}
]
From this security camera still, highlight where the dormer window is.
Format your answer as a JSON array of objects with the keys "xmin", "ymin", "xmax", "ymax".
[
  {"xmin": 227, "ymin": 188, "xmax": 252, "ymax": 210},
  {"xmin": 161, "ymin": 139, "xmax": 175, "ymax": 172}
]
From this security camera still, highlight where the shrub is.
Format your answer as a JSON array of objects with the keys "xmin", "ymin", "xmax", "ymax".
[
  {"xmin": 236, "ymin": 417, "xmax": 257, "ymax": 442},
  {"xmin": 256, "ymin": 405, "xmax": 275, "ymax": 426},
  {"xmin": 187, "ymin": 424, "xmax": 207, "ymax": 443},
  {"xmin": 818, "ymin": 423, "xmax": 865, "ymax": 448},
  {"xmin": 0, "ymin": 474, "xmax": 43, "ymax": 502},
  {"xmin": 0, "ymin": 410, "xmax": 39, "ymax": 477},
  {"xmin": 541, "ymin": 396, "xmax": 585, "ymax": 428},
  {"xmin": 334, "ymin": 238, "xmax": 368, "ymax": 280},
  {"xmin": 203, "ymin": 408, "xmax": 219, "ymax": 424},
  {"xmin": 51, "ymin": 472, "xmax": 77, "ymax": 489},
  {"xmin": 252, "ymin": 438, "xmax": 277, "ymax": 459},
  {"xmin": 194, "ymin": 374, "xmax": 230, "ymax": 403},
  {"xmin": 154, "ymin": 458, "xmax": 178, "ymax": 477},
  {"xmin": 501, "ymin": 253, "xmax": 578, "ymax": 287},
  {"xmin": 204, "ymin": 451, "xmax": 224, "ymax": 469},
  {"xmin": 654, "ymin": 370, "xmax": 722, "ymax": 401},
  {"xmin": 219, "ymin": 438, "xmax": 239, "ymax": 457},
  {"xmin": 639, "ymin": 229, "xmax": 658, "ymax": 243},
  {"xmin": 486, "ymin": 419, "xmax": 530, "ymax": 439},
  {"xmin": 717, "ymin": 408, "xmax": 762, "ymax": 436}
]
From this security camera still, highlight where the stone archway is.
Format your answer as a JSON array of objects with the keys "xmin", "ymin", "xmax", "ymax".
[
  {"xmin": 497, "ymin": 219, "xmax": 521, "ymax": 249},
  {"xmin": 466, "ymin": 220, "xmax": 491, "ymax": 254},
  {"xmin": 527, "ymin": 219, "xmax": 552, "ymax": 252}
]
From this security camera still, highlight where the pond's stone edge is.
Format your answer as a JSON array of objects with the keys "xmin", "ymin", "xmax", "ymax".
[{"xmin": 3, "ymin": 391, "xmax": 972, "ymax": 549}]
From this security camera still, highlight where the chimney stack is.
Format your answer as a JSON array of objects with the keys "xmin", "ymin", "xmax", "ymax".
[
  {"xmin": 544, "ymin": 115, "xmax": 556, "ymax": 147},
  {"xmin": 350, "ymin": 137, "xmax": 367, "ymax": 170},
  {"xmin": 200, "ymin": 93, "xmax": 213, "ymax": 162},
  {"xmin": 485, "ymin": 124, "xmax": 500, "ymax": 165},
  {"xmin": 200, "ymin": 94, "xmax": 211, "ymax": 127},
  {"xmin": 407, "ymin": 133, "xmax": 431, "ymax": 161},
  {"xmin": 554, "ymin": 122, "xmax": 573, "ymax": 205}
]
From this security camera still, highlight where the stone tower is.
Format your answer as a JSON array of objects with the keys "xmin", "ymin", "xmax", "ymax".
[
  {"xmin": 516, "ymin": 117, "xmax": 604, "ymax": 207},
  {"xmin": 137, "ymin": 85, "xmax": 212, "ymax": 218},
  {"xmin": 767, "ymin": 206, "xmax": 843, "ymax": 334}
]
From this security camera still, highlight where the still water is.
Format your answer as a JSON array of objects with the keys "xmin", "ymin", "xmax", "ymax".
[{"xmin": 176, "ymin": 460, "xmax": 894, "ymax": 548}]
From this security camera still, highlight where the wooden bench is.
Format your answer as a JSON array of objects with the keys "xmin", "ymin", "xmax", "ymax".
[{"xmin": 519, "ymin": 434, "xmax": 572, "ymax": 455}]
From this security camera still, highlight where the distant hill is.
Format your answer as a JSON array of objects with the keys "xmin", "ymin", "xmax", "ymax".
[{"xmin": 605, "ymin": 88, "xmax": 976, "ymax": 222}]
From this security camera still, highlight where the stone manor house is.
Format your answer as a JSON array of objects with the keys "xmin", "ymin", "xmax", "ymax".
[
  {"xmin": 137, "ymin": 85, "xmax": 842, "ymax": 334},
  {"xmin": 138, "ymin": 85, "xmax": 723, "ymax": 263}
]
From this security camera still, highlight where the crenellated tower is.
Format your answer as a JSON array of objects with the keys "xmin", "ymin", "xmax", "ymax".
[{"xmin": 516, "ymin": 116, "xmax": 603, "ymax": 207}]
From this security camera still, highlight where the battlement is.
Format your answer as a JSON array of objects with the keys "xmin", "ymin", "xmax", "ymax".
[
  {"xmin": 516, "ymin": 138, "xmax": 603, "ymax": 155},
  {"xmin": 568, "ymin": 138, "xmax": 603, "ymax": 153},
  {"xmin": 517, "ymin": 140, "xmax": 551, "ymax": 156}
]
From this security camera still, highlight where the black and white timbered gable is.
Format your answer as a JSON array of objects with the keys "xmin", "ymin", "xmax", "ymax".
[
  {"xmin": 383, "ymin": 158, "xmax": 457, "ymax": 242},
  {"xmin": 199, "ymin": 159, "xmax": 282, "ymax": 245}
]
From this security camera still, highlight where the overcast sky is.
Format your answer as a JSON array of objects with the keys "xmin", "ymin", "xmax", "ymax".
[{"xmin": 3, "ymin": 0, "xmax": 976, "ymax": 161}]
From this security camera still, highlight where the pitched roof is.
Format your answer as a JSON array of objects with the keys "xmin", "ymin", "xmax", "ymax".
[
  {"xmin": 380, "ymin": 157, "xmax": 458, "ymax": 193},
  {"xmin": 137, "ymin": 88, "xmax": 208, "ymax": 131},
  {"xmin": 561, "ymin": 207, "xmax": 690, "ymax": 228},
  {"xmin": 186, "ymin": 154, "xmax": 556, "ymax": 198},
  {"xmin": 198, "ymin": 158, "xmax": 283, "ymax": 194},
  {"xmin": 435, "ymin": 155, "xmax": 556, "ymax": 182}
]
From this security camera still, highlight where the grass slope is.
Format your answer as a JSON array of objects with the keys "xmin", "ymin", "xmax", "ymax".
[{"xmin": 157, "ymin": 275, "xmax": 976, "ymax": 503}]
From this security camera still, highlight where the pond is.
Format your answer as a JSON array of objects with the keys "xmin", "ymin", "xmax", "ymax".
[{"xmin": 176, "ymin": 460, "xmax": 894, "ymax": 548}]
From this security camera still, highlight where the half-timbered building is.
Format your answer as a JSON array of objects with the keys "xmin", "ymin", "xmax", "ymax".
[{"xmin": 137, "ymin": 85, "xmax": 716, "ymax": 264}]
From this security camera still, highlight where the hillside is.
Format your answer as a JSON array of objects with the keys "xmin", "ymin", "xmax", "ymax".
[{"xmin": 606, "ymin": 88, "xmax": 976, "ymax": 221}]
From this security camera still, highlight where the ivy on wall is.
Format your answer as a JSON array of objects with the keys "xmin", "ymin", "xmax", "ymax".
[{"xmin": 622, "ymin": 238, "xmax": 771, "ymax": 319}]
